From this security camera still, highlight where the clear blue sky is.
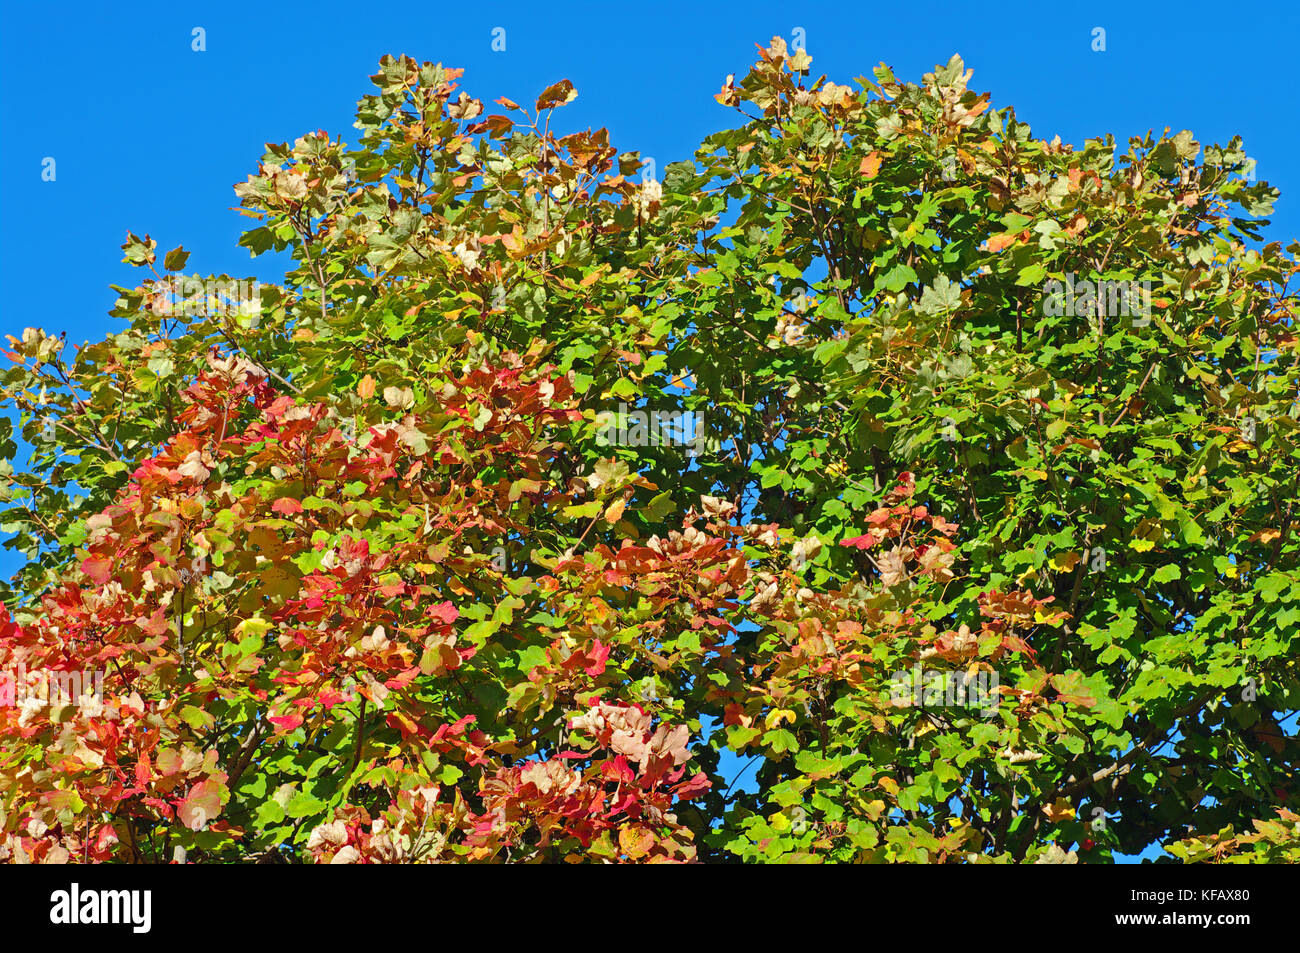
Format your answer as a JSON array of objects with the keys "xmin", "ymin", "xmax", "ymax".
[
  {"xmin": 4, "ymin": 0, "xmax": 1299, "ymax": 356},
  {"xmin": 4, "ymin": 0, "xmax": 1299, "ymax": 862}
]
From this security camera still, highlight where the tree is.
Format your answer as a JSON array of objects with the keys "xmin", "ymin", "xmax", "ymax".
[{"xmin": 1, "ymin": 43, "xmax": 1297, "ymax": 863}]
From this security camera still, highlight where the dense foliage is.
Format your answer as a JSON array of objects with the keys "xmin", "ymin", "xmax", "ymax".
[{"xmin": 2, "ymin": 41, "xmax": 1298, "ymax": 863}]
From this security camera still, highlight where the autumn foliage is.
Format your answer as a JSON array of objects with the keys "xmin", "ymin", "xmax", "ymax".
[{"xmin": 2, "ymin": 41, "xmax": 1299, "ymax": 863}]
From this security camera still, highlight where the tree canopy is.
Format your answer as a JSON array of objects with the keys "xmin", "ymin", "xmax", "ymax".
[{"xmin": 2, "ymin": 41, "xmax": 1299, "ymax": 863}]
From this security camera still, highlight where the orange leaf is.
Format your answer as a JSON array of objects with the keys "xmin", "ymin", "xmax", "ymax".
[
  {"xmin": 859, "ymin": 151, "xmax": 882, "ymax": 179},
  {"xmin": 357, "ymin": 374, "xmax": 376, "ymax": 399},
  {"xmin": 604, "ymin": 498, "xmax": 627, "ymax": 524},
  {"xmin": 619, "ymin": 826, "xmax": 655, "ymax": 859},
  {"xmin": 986, "ymin": 230, "xmax": 1026, "ymax": 252},
  {"xmin": 1042, "ymin": 798, "xmax": 1075, "ymax": 822}
]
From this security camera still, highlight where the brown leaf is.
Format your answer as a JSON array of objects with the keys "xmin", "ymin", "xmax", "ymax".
[
  {"xmin": 535, "ymin": 80, "xmax": 577, "ymax": 112},
  {"xmin": 878, "ymin": 546, "xmax": 910, "ymax": 587}
]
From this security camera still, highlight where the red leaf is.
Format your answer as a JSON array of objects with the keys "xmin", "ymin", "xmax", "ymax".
[
  {"xmin": 584, "ymin": 640, "xmax": 610, "ymax": 676},
  {"xmin": 428, "ymin": 601, "xmax": 459, "ymax": 626},
  {"xmin": 177, "ymin": 778, "xmax": 226, "ymax": 831},
  {"xmin": 268, "ymin": 712, "xmax": 304, "ymax": 733},
  {"xmin": 82, "ymin": 555, "xmax": 112, "ymax": 585},
  {"xmin": 839, "ymin": 533, "xmax": 877, "ymax": 550}
]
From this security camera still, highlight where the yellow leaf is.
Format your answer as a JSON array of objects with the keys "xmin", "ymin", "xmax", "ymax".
[
  {"xmin": 618, "ymin": 826, "xmax": 655, "ymax": 859},
  {"xmin": 1049, "ymin": 551, "xmax": 1082, "ymax": 572},
  {"xmin": 235, "ymin": 616, "xmax": 272, "ymax": 639},
  {"xmin": 765, "ymin": 708, "xmax": 796, "ymax": 730},
  {"xmin": 1042, "ymin": 798, "xmax": 1076, "ymax": 822},
  {"xmin": 603, "ymin": 497, "xmax": 626, "ymax": 524},
  {"xmin": 1130, "ymin": 518, "xmax": 1164, "ymax": 552}
]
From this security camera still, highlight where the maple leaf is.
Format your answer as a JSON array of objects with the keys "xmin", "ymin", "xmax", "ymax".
[
  {"xmin": 619, "ymin": 826, "xmax": 655, "ymax": 860},
  {"xmin": 177, "ymin": 778, "xmax": 228, "ymax": 831},
  {"xmin": 535, "ymin": 79, "xmax": 577, "ymax": 111},
  {"xmin": 81, "ymin": 555, "xmax": 113, "ymax": 585},
  {"xmin": 878, "ymin": 547, "xmax": 910, "ymax": 587},
  {"xmin": 839, "ymin": 532, "xmax": 877, "ymax": 550},
  {"xmin": 177, "ymin": 450, "xmax": 210, "ymax": 482}
]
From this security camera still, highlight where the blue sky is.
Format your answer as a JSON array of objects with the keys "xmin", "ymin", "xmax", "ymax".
[
  {"xmin": 4, "ymin": 0, "xmax": 1299, "ymax": 357},
  {"xmin": 4, "ymin": 0, "xmax": 1299, "ymax": 862}
]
